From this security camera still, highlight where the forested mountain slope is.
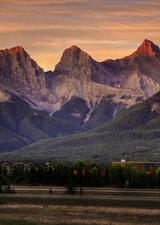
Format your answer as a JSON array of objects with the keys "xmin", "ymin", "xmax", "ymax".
[{"xmin": 2, "ymin": 91, "xmax": 160, "ymax": 161}]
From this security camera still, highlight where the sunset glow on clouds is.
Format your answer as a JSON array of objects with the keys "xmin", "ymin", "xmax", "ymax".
[{"xmin": 0, "ymin": 0, "xmax": 160, "ymax": 70}]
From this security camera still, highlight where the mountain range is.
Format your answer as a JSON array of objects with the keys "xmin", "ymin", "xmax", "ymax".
[{"xmin": 0, "ymin": 39, "xmax": 160, "ymax": 161}]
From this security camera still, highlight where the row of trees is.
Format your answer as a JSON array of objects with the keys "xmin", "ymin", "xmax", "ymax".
[{"xmin": 1, "ymin": 161, "xmax": 160, "ymax": 188}]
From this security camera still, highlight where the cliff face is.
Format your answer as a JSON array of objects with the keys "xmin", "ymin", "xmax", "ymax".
[
  {"xmin": 0, "ymin": 46, "xmax": 44, "ymax": 90},
  {"xmin": 0, "ymin": 46, "xmax": 58, "ymax": 112},
  {"xmin": 1, "ymin": 39, "xmax": 160, "ymax": 128}
]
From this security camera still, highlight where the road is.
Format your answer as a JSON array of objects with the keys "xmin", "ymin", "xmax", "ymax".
[
  {"xmin": 10, "ymin": 186, "xmax": 160, "ymax": 193},
  {"xmin": 1, "ymin": 186, "xmax": 160, "ymax": 202},
  {"xmin": 1, "ymin": 193, "xmax": 160, "ymax": 202}
]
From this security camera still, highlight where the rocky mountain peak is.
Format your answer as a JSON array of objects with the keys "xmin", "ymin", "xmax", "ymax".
[
  {"xmin": 67, "ymin": 45, "xmax": 79, "ymax": 50},
  {"xmin": 54, "ymin": 45, "xmax": 92, "ymax": 73},
  {"xmin": 0, "ymin": 46, "xmax": 26, "ymax": 56},
  {"xmin": 7, "ymin": 46, "xmax": 25, "ymax": 55},
  {"xmin": 54, "ymin": 45, "xmax": 93, "ymax": 74},
  {"xmin": 0, "ymin": 45, "xmax": 48, "ymax": 102},
  {"xmin": 63, "ymin": 45, "xmax": 91, "ymax": 60},
  {"xmin": 128, "ymin": 39, "xmax": 160, "ymax": 59}
]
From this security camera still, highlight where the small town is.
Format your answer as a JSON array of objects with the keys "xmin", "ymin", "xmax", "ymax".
[{"xmin": 1, "ymin": 160, "xmax": 160, "ymax": 189}]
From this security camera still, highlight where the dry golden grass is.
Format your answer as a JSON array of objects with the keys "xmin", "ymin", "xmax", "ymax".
[
  {"xmin": 1, "ymin": 204, "xmax": 160, "ymax": 215},
  {"xmin": 0, "ymin": 204, "xmax": 160, "ymax": 225}
]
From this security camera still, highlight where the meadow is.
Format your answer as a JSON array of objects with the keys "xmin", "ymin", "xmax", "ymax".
[{"xmin": 1, "ymin": 187, "xmax": 160, "ymax": 225}]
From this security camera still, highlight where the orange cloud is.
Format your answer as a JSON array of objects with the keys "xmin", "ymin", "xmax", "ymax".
[{"xmin": 0, "ymin": 0, "xmax": 160, "ymax": 70}]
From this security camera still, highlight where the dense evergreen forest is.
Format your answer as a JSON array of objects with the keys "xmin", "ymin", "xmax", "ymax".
[{"xmin": 1, "ymin": 161, "xmax": 160, "ymax": 189}]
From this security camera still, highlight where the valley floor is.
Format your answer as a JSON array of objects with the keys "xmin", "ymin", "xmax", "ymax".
[{"xmin": 1, "ymin": 187, "xmax": 160, "ymax": 225}]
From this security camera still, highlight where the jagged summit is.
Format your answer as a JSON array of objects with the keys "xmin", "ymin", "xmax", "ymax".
[
  {"xmin": 54, "ymin": 45, "xmax": 92, "ymax": 73},
  {"xmin": 66, "ymin": 45, "xmax": 80, "ymax": 50},
  {"xmin": 128, "ymin": 39, "xmax": 160, "ymax": 59},
  {"xmin": 0, "ymin": 46, "xmax": 26, "ymax": 56},
  {"xmin": 63, "ymin": 45, "xmax": 91, "ymax": 60},
  {"xmin": 0, "ymin": 44, "xmax": 47, "ymax": 100}
]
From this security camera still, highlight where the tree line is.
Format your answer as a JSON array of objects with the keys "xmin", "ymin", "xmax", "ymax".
[{"xmin": 1, "ymin": 161, "xmax": 160, "ymax": 189}]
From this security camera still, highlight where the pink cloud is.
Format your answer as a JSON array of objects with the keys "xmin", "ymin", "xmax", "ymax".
[{"xmin": 0, "ymin": 0, "xmax": 160, "ymax": 70}]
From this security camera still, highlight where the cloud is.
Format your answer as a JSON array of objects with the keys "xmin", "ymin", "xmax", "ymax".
[{"xmin": 0, "ymin": 0, "xmax": 160, "ymax": 70}]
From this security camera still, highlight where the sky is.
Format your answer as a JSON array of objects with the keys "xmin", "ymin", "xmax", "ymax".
[{"xmin": 0, "ymin": 0, "xmax": 160, "ymax": 71}]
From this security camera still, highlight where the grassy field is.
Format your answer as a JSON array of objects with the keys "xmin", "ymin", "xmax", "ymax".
[
  {"xmin": 1, "ymin": 203, "xmax": 160, "ymax": 225},
  {"xmin": 1, "ymin": 188, "xmax": 160, "ymax": 225}
]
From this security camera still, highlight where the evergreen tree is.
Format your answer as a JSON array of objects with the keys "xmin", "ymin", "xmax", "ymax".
[{"xmin": 110, "ymin": 164, "xmax": 125, "ymax": 187}]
